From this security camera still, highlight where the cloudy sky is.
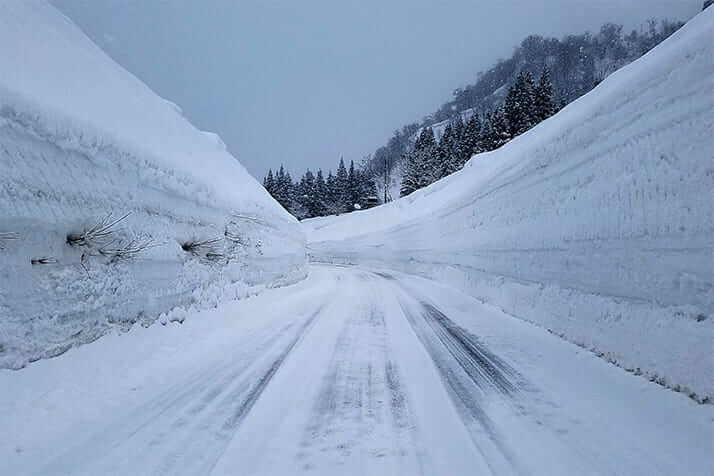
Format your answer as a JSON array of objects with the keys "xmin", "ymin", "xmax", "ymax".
[{"xmin": 51, "ymin": 0, "xmax": 701, "ymax": 178}]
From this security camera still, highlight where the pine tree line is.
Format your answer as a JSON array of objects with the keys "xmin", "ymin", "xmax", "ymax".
[
  {"xmin": 401, "ymin": 68, "xmax": 554, "ymax": 196},
  {"xmin": 366, "ymin": 18, "xmax": 683, "ymax": 189},
  {"xmin": 263, "ymin": 158, "xmax": 377, "ymax": 220},
  {"xmin": 263, "ymin": 18, "xmax": 683, "ymax": 212}
]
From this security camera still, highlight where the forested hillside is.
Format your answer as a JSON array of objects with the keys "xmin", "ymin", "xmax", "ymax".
[
  {"xmin": 263, "ymin": 158, "xmax": 377, "ymax": 220},
  {"xmin": 264, "ymin": 18, "xmax": 683, "ymax": 220},
  {"xmin": 365, "ymin": 19, "xmax": 684, "ymax": 192}
]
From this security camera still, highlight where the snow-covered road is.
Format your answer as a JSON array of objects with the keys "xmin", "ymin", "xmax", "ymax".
[{"xmin": 2, "ymin": 265, "xmax": 711, "ymax": 476}]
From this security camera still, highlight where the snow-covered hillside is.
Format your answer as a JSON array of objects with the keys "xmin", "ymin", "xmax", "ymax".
[
  {"xmin": 0, "ymin": 1, "xmax": 307, "ymax": 369},
  {"xmin": 305, "ymin": 8, "xmax": 714, "ymax": 401}
]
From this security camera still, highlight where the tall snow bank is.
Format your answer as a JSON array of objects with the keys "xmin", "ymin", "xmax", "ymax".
[
  {"xmin": 305, "ymin": 9, "xmax": 714, "ymax": 400},
  {"xmin": 0, "ymin": 0, "xmax": 307, "ymax": 369}
]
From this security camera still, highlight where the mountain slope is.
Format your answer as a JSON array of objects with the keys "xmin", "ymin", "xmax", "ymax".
[
  {"xmin": 0, "ymin": 0, "xmax": 307, "ymax": 369},
  {"xmin": 305, "ymin": 8, "xmax": 714, "ymax": 401}
]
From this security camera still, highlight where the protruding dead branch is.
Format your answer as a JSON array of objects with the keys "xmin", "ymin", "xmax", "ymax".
[
  {"xmin": 180, "ymin": 237, "xmax": 222, "ymax": 256},
  {"xmin": 31, "ymin": 257, "xmax": 57, "ymax": 265},
  {"xmin": 223, "ymin": 228, "xmax": 246, "ymax": 245},
  {"xmin": 96, "ymin": 234, "xmax": 156, "ymax": 261},
  {"xmin": 204, "ymin": 252, "xmax": 225, "ymax": 262},
  {"xmin": 67, "ymin": 212, "xmax": 131, "ymax": 248}
]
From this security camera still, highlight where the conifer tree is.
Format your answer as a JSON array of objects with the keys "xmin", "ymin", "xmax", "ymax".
[
  {"xmin": 401, "ymin": 127, "xmax": 436, "ymax": 196},
  {"xmin": 263, "ymin": 169, "xmax": 275, "ymax": 196},
  {"xmin": 363, "ymin": 173, "xmax": 377, "ymax": 201},
  {"xmin": 273, "ymin": 165, "xmax": 291, "ymax": 211},
  {"xmin": 489, "ymin": 107, "xmax": 511, "ymax": 150},
  {"xmin": 314, "ymin": 169, "xmax": 329, "ymax": 217},
  {"xmin": 463, "ymin": 114, "xmax": 482, "ymax": 158},
  {"xmin": 347, "ymin": 160, "xmax": 360, "ymax": 210},
  {"xmin": 301, "ymin": 169, "xmax": 317, "ymax": 218},
  {"xmin": 434, "ymin": 123, "xmax": 455, "ymax": 181},
  {"xmin": 335, "ymin": 157, "xmax": 349, "ymax": 212},
  {"xmin": 534, "ymin": 67, "xmax": 555, "ymax": 122},
  {"xmin": 400, "ymin": 151, "xmax": 421, "ymax": 197},
  {"xmin": 326, "ymin": 170, "xmax": 338, "ymax": 214},
  {"xmin": 417, "ymin": 127, "xmax": 437, "ymax": 188},
  {"xmin": 450, "ymin": 115, "xmax": 470, "ymax": 168},
  {"xmin": 505, "ymin": 71, "xmax": 536, "ymax": 137}
]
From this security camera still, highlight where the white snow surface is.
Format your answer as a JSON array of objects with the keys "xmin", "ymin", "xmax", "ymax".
[
  {"xmin": 0, "ymin": 0, "xmax": 307, "ymax": 369},
  {"xmin": 1, "ymin": 265, "xmax": 712, "ymax": 475},
  {"xmin": 304, "ymin": 9, "xmax": 714, "ymax": 401}
]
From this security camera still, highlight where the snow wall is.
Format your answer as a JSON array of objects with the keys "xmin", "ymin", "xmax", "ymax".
[
  {"xmin": 0, "ymin": 1, "xmax": 307, "ymax": 369},
  {"xmin": 305, "ymin": 9, "xmax": 714, "ymax": 401}
]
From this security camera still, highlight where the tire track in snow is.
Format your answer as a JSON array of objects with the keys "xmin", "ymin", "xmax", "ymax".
[
  {"xmin": 395, "ymin": 291, "xmax": 526, "ymax": 475},
  {"xmin": 419, "ymin": 302, "xmax": 521, "ymax": 396},
  {"xmin": 40, "ymin": 306, "xmax": 324, "ymax": 476},
  {"xmin": 298, "ymin": 281, "xmax": 424, "ymax": 474},
  {"xmin": 158, "ymin": 304, "xmax": 325, "ymax": 476}
]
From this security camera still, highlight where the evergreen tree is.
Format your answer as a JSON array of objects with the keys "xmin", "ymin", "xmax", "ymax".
[
  {"xmin": 534, "ymin": 67, "xmax": 555, "ymax": 122},
  {"xmin": 363, "ymin": 173, "xmax": 377, "ymax": 201},
  {"xmin": 488, "ymin": 107, "xmax": 511, "ymax": 150},
  {"xmin": 292, "ymin": 172, "xmax": 308, "ymax": 219},
  {"xmin": 301, "ymin": 169, "xmax": 317, "ymax": 218},
  {"xmin": 505, "ymin": 71, "xmax": 536, "ymax": 137},
  {"xmin": 273, "ymin": 165, "xmax": 292, "ymax": 211},
  {"xmin": 326, "ymin": 170, "xmax": 338, "ymax": 214},
  {"xmin": 450, "ymin": 115, "xmax": 470, "ymax": 168},
  {"xmin": 347, "ymin": 160, "xmax": 360, "ymax": 210},
  {"xmin": 263, "ymin": 169, "xmax": 275, "ymax": 196},
  {"xmin": 314, "ymin": 169, "xmax": 329, "ymax": 217},
  {"xmin": 335, "ymin": 157, "xmax": 349, "ymax": 212},
  {"xmin": 434, "ymin": 123, "xmax": 453, "ymax": 181},
  {"xmin": 417, "ymin": 127, "xmax": 437, "ymax": 188},
  {"xmin": 463, "ymin": 114, "xmax": 483, "ymax": 158},
  {"xmin": 400, "ymin": 151, "xmax": 421, "ymax": 197},
  {"xmin": 401, "ymin": 127, "xmax": 436, "ymax": 196}
]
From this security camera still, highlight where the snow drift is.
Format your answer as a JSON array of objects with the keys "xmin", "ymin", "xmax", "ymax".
[
  {"xmin": 0, "ymin": 0, "xmax": 307, "ymax": 369},
  {"xmin": 305, "ymin": 9, "xmax": 714, "ymax": 401}
]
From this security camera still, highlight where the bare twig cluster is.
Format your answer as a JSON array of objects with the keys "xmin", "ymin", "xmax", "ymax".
[
  {"xmin": 67, "ymin": 212, "xmax": 131, "ymax": 248},
  {"xmin": 223, "ymin": 228, "xmax": 245, "ymax": 245},
  {"xmin": 67, "ymin": 212, "xmax": 154, "ymax": 262},
  {"xmin": 96, "ymin": 234, "xmax": 156, "ymax": 262},
  {"xmin": 31, "ymin": 257, "xmax": 57, "ymax": 265},
  {"xmin": 204, "ymin": 251, "xmax": 225, "ymax": 262},
  {"xmin": 180, "ymin": 237, "xmax": 222, "ymax": 255},
  {"xmin": 181, "ymin": 237, "xmax": 224, "ymax": 262}
]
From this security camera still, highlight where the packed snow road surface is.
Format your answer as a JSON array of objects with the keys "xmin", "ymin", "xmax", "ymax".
[{"xmin": 1, "ymin": 265, "xmax": 711, "ymax": 476}]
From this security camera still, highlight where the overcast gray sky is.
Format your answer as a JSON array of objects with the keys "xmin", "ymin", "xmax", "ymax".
[{"xmin": 51, "ymin": 0, "xmax": 701, "ymax": 178}]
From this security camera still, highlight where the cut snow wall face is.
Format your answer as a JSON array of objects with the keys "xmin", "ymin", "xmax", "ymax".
[
  {"xmin": 305, "ymin": 9, "xmax": 714, "ymax": 401},
  {"xmin": 0, "ymin": 1, "xmax": 307, "ymax": 368}
]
